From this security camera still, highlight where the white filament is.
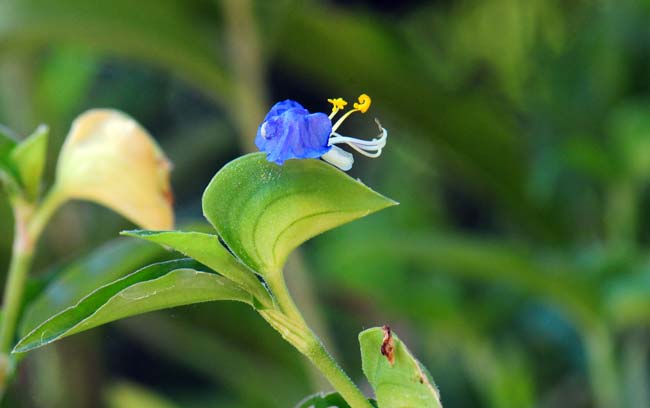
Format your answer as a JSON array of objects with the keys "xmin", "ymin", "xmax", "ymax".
[{"xmin": 328, "ymin": 119, "xmax": 387, "ymax": 158}]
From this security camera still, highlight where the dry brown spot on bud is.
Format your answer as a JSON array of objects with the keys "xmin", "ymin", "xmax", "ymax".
[
  {"xmin": 163, "ymin": 188, "xmax": 175, "ymax": 206},
  {"xmin": 381, "ymin": 325, "xmax": 395, "ymax": 366}
]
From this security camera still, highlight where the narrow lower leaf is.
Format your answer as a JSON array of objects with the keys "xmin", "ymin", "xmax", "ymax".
[
  {"xmin": 14, "ymin": 259, "xmax": 253, "ymax": 353},
  {"xmin": 20, "ymin": 237, "xmax": 169, "ymax": 337},
  {"xmin": 121, "ymin": 230, "xmax": 272, "ymax": 308},
  {"xmin": 202, "ymin": 153, "xmax": 397, "ymax": 275},
  {"xmin": 359, "ymin": 327, "xmax": 442, "ymax": 408}
]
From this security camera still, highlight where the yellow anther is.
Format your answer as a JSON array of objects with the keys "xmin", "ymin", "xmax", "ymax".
[
  {"xmin": 330, "ymin": 93, "xmax": 373, "ymax": 132},
  {"xmin": 328, "ymin": 97, "xmax": 348, "ymax": 111},
  {"xmin": 353, "ymin": 94, "xmax": 371, "ymax": 113}
]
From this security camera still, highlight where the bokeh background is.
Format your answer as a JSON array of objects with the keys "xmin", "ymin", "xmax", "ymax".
[{"xmin": 1, "ymin": 0, "xmax": 650, "ymax": 407}]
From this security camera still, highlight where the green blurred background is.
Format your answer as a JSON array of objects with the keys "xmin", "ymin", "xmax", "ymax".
[{"xmin": 1, "ymin": 0, "xmax": 650, "ymax": 407}]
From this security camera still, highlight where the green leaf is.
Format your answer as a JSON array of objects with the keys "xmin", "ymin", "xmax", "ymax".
[
  {"xmin": 10, "ymin": 124, "xmax": 48, "ymax": 199},
  {"xmin": 14, "ymin": 259, "xmax": 253, "ymax": 353},
  {"xmin": 202, "ymin": 153, "xmax": 397, "ymax": 275},
  {"xmin": 20, "ymin": 237, "xmax": 168, "ymax": 337},
  {"xmin": 121, "ymin": 230, "xmax": 272, "ymax": 308},
  {"xmin": 0, "ymin": 124, "xmax": 19, "ymax": 188},
  {"xmin": 359, "ymin": 327, "xmax": 442, "ymax": 408},
  {"xmin": 296, "ymin": 392, "xmax": 377, "ymax": 408}
]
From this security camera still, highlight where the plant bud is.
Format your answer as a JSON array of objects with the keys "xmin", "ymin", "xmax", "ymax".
[{"xmin": 56, "ymin": 109, "xmax": 174, "ymax": 230}]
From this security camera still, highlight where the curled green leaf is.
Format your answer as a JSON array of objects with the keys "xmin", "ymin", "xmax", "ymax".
[
  {"xmin": 19, "ymin": 237, "xmax": 168, "ymax": 337},
  {"xmin": 202, "ymin": 153, "xmax": 397, "ymax": 275}
]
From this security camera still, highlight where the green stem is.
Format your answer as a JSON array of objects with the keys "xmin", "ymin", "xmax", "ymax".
[
  {"xmin": 0, "ymin": 200, "xmax": 35, "ymax": 394},
  {"xmin": 0, "ymin": 188, "xmax": 66, "ymax": 393},
  {"xmin": 0, "ymin": 202, "xmax": 35, "ymax": 354},
  {"xmin": 264, "ymin": 274, "xmax": 371, "ymax": 408},
  {"xmin": 285, "ymin": 253, "xmax": 337, "ymax": 391},
  {"xmin": 28, "ymin": 185, "xmax": 67, "ymax": 239},
  {"xmin": 304, "ymin": 340, "xmax": 371, "ymax": 408},
  {"xmin": 267, "ymin": 273, "xmax": 307, "ymax": 325},
  {"xmin": 0, "ymin": 251, "xmax": 31, "ymax": 352}
]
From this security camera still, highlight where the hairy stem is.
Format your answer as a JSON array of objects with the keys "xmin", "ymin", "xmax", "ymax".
[
  {"xmin": 264, "ymin": 273, "xmax": 371, "ymax": 408},
  {"xmin": 303, "ymin": 340, "xmax": 372, "ymax": 408},
  {"xmin": 267, "ymin": 273, "xmax": 307, "ymax": 325}
]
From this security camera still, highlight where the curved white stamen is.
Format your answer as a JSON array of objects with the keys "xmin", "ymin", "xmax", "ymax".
[
  {"xmin": 328, "ymin": 119, "xmax": 387, "ymax": 158},
  {"xmin": 321, "ymin": 145, "xmax": 354, "ymax": 171}
]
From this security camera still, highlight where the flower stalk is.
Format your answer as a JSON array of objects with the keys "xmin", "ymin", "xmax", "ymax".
[{"xmin": 263, "ymin": 272, "xmax": 372, "ymax": 408}]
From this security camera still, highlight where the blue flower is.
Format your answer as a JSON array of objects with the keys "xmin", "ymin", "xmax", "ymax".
[
  {"xmin": 256, "ymin": 95, "xmax": 388, "ymax": 171},
  {"xmin": 255, "ymin": 100, "xmax": 332, "ymax": 165}
]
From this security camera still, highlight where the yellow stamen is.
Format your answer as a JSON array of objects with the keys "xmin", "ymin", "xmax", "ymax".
[
  {"xmin": 353, "ymin": 94, "xmax": 371, "ymax": 113},
  {"xmin": 328, "ymin": 97, "xmax": 347, "ymax": 119},
  {"xmin": 328, "ymin": 97, "xmax": 348, "ymax": 111},
  {"xmin": 331, "ymin": 93, "xmax": 372, "ymax": 132}
]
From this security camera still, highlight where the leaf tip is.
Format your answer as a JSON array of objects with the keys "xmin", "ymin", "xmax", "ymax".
[
  {"xmin": 11, "ymin": 344, "xmax": 27, "ymax": 354},
  {"xmin": 34, "ymin": 123, "xmax": 49, "ymax": 136},
  {"xmin": 12, "ymin": 338, "xmax": 41, "ymax": 354},
  {"xmin": 120, "ymin": 229, "xmax": 142, "ymax": 237},
  {"xmin": 385, "ymin": 197, "xmax": 400, "ymax": 208}
]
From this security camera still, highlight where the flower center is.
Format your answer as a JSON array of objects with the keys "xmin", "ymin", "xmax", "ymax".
[{"xmin": 321, "ymin": 93, "xmax": 387, "ymax": 171}]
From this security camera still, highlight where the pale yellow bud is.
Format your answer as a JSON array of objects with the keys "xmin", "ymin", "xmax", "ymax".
[{"xmin": 56, "ymin": 109, "xmax": 174, "ymax": 230}]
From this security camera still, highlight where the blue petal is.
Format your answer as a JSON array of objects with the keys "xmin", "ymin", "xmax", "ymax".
[
  {"xmin": 263, "ymin": 100, "xmax": 304, "ymax": 122},
  {"xmin": 256, "ymin": 101, "xmax": 332, "ymax": 165}
]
